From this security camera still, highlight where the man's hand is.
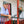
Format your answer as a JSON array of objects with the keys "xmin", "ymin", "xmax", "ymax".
[{"xmin": 8, "ymin": 15, "xmax": 11, "ymax": 19}]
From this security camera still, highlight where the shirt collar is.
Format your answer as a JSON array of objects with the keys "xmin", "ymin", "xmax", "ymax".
[{"xmin": 3, "ymin": 6, "xmax": 7, "ymax": 10}]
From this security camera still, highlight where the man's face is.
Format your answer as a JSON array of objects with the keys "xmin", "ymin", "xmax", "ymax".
[
  {"xmin": 3, "ymin": 4, "xmax": 8, "ymax": 9},
  {"xmin": 19, "ymin": 7, "xmax": 22, "ymax": 10}
]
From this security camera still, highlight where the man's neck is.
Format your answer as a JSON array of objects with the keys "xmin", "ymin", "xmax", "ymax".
[
  {"xmin": 3, "ymin": 6, "xmax": 6, "ymax": 11},
  {"xmin": 3, "ymin": 6, "xmax": 6, "ymax": 9}
]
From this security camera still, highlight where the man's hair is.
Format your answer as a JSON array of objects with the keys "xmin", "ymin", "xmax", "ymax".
[{"xmin": 3, "ymin": 1, "xmax": 8, "ymax": 5}]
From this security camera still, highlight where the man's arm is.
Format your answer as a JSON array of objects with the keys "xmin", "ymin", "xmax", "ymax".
[
  {"xmin": 1, "ymin": 14, "xmax": 11, "ymax": 19},
  {"xmin": 1, "ymin": 14, "xmax": 8, "ymax": 16}
]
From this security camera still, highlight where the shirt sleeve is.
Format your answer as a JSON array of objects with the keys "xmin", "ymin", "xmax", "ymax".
[
  {"xmin": 6, "ymin": 9, "xmax": 9, "ymax": 15},
  {"xmin": 1, "ymin": 7, "xmax": 4, "ymax": 14}
]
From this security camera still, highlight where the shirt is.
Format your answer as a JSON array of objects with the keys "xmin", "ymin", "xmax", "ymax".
[
  {"xmin": 1, "ymin": 6, "xmax": 9, "ymax": 15},
  {"xmin": 0, "ymin": 6, "xmax": 9, "ymax": 22}
]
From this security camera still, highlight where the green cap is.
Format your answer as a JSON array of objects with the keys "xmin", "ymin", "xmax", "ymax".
[{"xmin": 3, "ymin": 1, "xmax": 8, "ymax": 4}]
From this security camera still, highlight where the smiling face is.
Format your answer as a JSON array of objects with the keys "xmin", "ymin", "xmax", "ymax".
[{"xmin": 3, "ymin": 4, "xmax": 8, "ymax": 9}]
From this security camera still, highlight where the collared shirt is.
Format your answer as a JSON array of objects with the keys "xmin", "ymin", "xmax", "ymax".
[
  {"xmin": 1, "ymin": 6, "xmax": 9, "ymax": 15},
  {"xmin": 0, "ymin": 6, "xmax": 9, "ymax": 22}
]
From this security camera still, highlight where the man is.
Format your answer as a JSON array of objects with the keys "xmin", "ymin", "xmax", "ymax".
[
  {"xmin": 19, "ymin": 6, "xmax": 24, "ymax": 18},
  {"xmin": 0, "ymin": 1, "xmax": 11, "ymax": 24},
  {"xmin": 19, "ymin": 7, "xmax": 22, "ymax": 15}
]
